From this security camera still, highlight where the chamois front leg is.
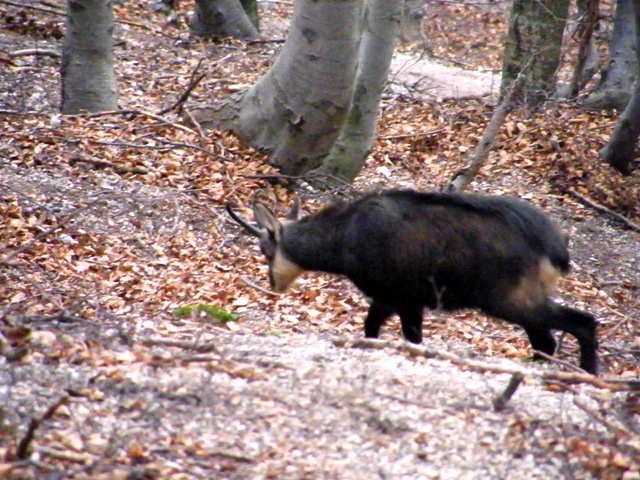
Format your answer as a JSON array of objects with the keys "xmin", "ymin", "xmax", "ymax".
[
  {"xmin": 397, "ymin": 304, "xmax": 424, "ymax": 344},
  {"xmin": 364, "ymin": 300, "xmax": 395, "ymax": 339}
]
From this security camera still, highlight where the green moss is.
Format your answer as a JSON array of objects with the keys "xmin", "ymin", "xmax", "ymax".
[{"xmin": 172, "ymin": 304, "xmax": 237, "ymax": 324}]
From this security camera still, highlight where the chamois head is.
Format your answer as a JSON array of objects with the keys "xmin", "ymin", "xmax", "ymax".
[{"xmin": 227, "ymin": 194, "xmax": 303, "ymax": 292}]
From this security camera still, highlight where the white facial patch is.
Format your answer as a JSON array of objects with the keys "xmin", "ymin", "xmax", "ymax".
[{"xmin": 271, "ymin": 250, "xmax": 305, "ymax": 292}]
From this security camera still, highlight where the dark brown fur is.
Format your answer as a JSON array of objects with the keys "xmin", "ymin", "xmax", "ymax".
[{"xmin": 230, "ymin": 190, "xmax": 598, "ymax": 374}]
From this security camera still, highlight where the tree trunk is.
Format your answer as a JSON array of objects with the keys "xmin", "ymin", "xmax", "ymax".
[
  {"xmin": 190, "ymin": 0, "xmax": 259, "ymax": 40},
  {"xmin": 189, "ymin": 0, "xmax": 365, "ymax": 176},
  {"xmin": 61, "ymin": 0, "xmax": 117, "ymax": 114},
  {"xmin": 317, "ymin": 0, "xmax": 402, "ymax": 184},
  {"xmin": 599, "ymin": 0, "xmax": 640, "ymax": 175},
  {"xmin": 566, "ymin": 0, "xmax": 599, "ymax": 98},
  {"xmin": 398, "ymin": 0, "xmax": 426, "ymax": 47},
  {"xmin": 239, "ymin": 0, "xmax": 259, "ymax": 31},
  {"xmin": 500, "ymin": 0, "xmax": 570, "ymax": 108},
  {"xmin": 583, "ymin": 0, "xmax": 638, "ymax": 111}
]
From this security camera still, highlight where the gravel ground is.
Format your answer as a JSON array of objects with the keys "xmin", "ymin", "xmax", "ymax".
[{"xmin": 2, "ymin": 321, "xmax": 634, "ymax": 479}]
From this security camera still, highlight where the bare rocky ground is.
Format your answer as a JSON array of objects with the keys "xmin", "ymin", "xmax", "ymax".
[{"xmin": 1, "ymin": 1, "xmax": 639, "ymax": 479}]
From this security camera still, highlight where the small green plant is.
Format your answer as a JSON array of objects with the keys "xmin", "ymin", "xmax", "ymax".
[{"xmin": 172, "ymin": 304, "xmax": 237, "ymax": 324}]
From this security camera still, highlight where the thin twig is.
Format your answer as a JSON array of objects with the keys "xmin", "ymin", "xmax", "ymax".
[
  {"xmin": 70, "ymin": 154, "xmax": 150, "ymax": 175},
  {"xmin": 16, "ymin": 396, "xmax": 69, "ymax": 459},
  {"xmin": 444, "ymin": 71, "xmax": 526, "ymax": 192},
  {"xmin": 0, "ymin": 0, "xmax": 63, "ymax": 15},
  {"xmin": 240, "ymin": 275, "xmax": 281, "ymax": 296},
  {"xmin": 83, "ymin": 109, "xmax": 198, "ymax": 136},
  {"xmin": 573, "ymin": 398, "xmax": 633, "ymax": 437},
  {"xmin": 568, "ymin": 190, "xmax": 640, "ymax": 232},
  {"xmin": 492, "ymin": 373, "xmax": 524, "ymax": 411},
  {"xmin": 247, "ymin": 38, "xmax": 286, "ymax": 45},
  {"xmin": 36, "ymin": 446, "xmax": 97, "ymax": 464},
  {"xmin": 157, "ymin": 55, "xmax": 207, "ymax": 116},
  {"xmin": 10, "ymin": 49, "xmax": 60, "ymax": 59},
  {"xmin": 137, "ymin": 336, "xmax": 220, "ymax": 353},
  {"xmin": 380, "ymin": 128, "xmax": 445, "ymax": 140},
  {"xmin": 331, "ymin": 337, "xmax": 639, "ymax": 392},
  {"xmin": 533, "ymin": 349, "xmax": 585, "ymax": 374}
]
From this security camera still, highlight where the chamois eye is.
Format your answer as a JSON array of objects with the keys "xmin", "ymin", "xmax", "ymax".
[{"xmin": 259, "ymin": 242, "xmax": 275, "ymax": 260}]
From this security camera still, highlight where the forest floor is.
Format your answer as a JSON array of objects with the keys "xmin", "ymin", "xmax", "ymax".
[{"xmin": 1, "ymin": 0, "xmax": 639, "ymax": 479}]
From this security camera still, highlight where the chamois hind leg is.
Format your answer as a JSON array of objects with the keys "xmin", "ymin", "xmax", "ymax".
[
  {"xmin": 521, "ymin": 325, "xmax": 557, "ymax": 362},
  {"xmin": 364, "ymin": 300, "xmax": 395, "ymax": 339},
  {"xmin": 489, "ymin": 300, "xmax": 598, "ymax": 374},
  {"xmin": 396, "ymin": 304, "xmax": 424, "ymax": 344}
]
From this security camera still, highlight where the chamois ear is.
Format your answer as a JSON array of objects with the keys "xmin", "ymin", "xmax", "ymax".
[{"xmin": 253, "ymin": 203, "xmax": 283, "ymax": 242}]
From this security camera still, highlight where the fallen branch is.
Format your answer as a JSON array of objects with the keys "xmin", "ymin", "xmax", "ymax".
[
  {"xmin": 157, "ymin": 72, "xmax": 205, "ymax": 115},
  {"xmin": 239, "ymin": 275, "xmax": 281, "ymax": 296},
  {"xmin": 533, "ymin": 349, "xmax": 585, "ymax": 374},
  {"xmin": 568, "ymin": 190, "xmax": 640, "ymax": 233},
  {"xmin": 157, "ymin": 58, "xmax": 208, "ymax": 116},
  {"xmin": 573, "ymin": 397, "xmax": 634, "ymax": 437},
  {"xmin": 15, "ymin": 396, "xmax": 69, "ymax": 460},
  {"xmin": 10, "ymin": 49, "xmax": 60, "ymax": 59},
  {"xmin": 492, "ymin": 373, "xmax": 524, "ymax": 411},
  {"xmin": 84, "ymin": 109, "xmax": 198, "ymax": 136},
  {"xmin": 0, "ymin": 0, "xmax": 63, "ymax": 15},
  {"xmin": 137, "ymin": 335, "xmax": 219, "ymax": 353},
  {"xmin": 247, "ymin": 38, "xmax": 286, "ymax": 45},
  {"xmin": 331, "ymin": 337, "xmax": 639, "ymax": 392},
  {"xmin": 70, "ymin": 154, "xmax": 150, "ymax": 175},
  {"xmin": 444, "ymin": 71, "xmax": 526, "ymax": 193},
  {"xmin": 36, "ymin": 446, "xmax": 97, "ymax": 464},
  {"xmin": 380, "ymin": 128, "xmax": 445, "ymax": 140}
]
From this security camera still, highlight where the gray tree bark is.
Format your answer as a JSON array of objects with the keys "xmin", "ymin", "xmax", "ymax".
[
  {"xmin": 583, "ymin": 0, "xmax": 638, "ymax": 111},
  {"xmin": 566, "ymin": 0, "xmax": 599, "ymax": 98},
  {"xmin": 239, "ymin": 0, "xmax": 258, "ymax": 31},
  {"xmin": 500, "ymin": 0, "xmax": 570, "ymax": 107},
  {"xmin": 189, "ymin": 0, "xmax": 365, "ymax": 176},
  {"xmin": 398, "ymin": 0, "xmax": 426, "ymax": 46},
  {"xmin": 190, "ymin": 0, "xmax": 259, "ymax": 40},
  {"xmin": 317, "ymin": 0, "xmax": 402, "ymax": 183},
  {"xmin": 61, "ymin": 0, "xmax": 117, "ymax": 114},
  {"xmin": 598, "ymin": 0, "xmax": 640, "ymax": 175}
]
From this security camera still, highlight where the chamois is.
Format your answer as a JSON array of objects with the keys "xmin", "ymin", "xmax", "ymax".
[{"xmin": 227, "ymin": 190, "xmax": 598, "ymax": 374}]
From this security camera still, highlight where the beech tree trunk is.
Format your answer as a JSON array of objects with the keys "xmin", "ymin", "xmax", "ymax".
[
  {"xmin": 190, "ymin": 0, "xmax": 259, "ymax": 40},
  {"xmin": 239, "ymin": 0, "xmax": 258, "ymax": 31},
  {"xmin": 316, "ymin": 0, "xmax": 401, "ymax": 183},
  {"xmin": 190, "ymin": 0, "xmax": 364, "ymax": 176},
  {"xmin": 61, "ymin": 0, "xmax": 117, "ymax": 114},
  {"xmin": 500, "ymin": 0, "xmax": 570, "ymax": 107},
  {"xmin": 598, "ymin": 0, "xmax": 640, "ymax": 175},
  {"xmin": 566, "ymin": 0, "xmax": 599, "ymax": 98},
  {"xmin": 399, "ymin": 0, "xmax": 426, "ymax": 46},
  {"xmin": 583, "ymin": 0, "xmax": 638, "ymax": 111}
]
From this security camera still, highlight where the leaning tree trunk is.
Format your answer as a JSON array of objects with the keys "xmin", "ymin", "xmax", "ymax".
[
  {"xmin": 583, "ymin": 0, "xmax": 638, "ymax": 111},
  {"xmin": 190, "ymin": 0, "xmax": 259, "ymax": 40},
  {"xmin": 317, "ymin": 0, "xmax": 402, "ymax": 184},
  {"xmin": 566, "ymin": 0, "xmax": 599, "ymax": 98},
  {"xmin": 598, "ymin": 0, "xmax": 640, "ymax": 175},
  {"xmin": 61, "ymin": 0, "xmax": 117, "ymax": 114},
  {"xmin": 500, "ymin": 0, "xmax": 570, "ymax": 108},
  {"xmin": 239, "ymin": 0, "xmax": 258, "ymax": 31},
  {"xmin": 189, "ymin": 0, "xmax": 365, "ymax": 176}
]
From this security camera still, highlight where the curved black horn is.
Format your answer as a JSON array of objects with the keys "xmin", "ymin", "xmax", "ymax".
[{"xmin": 226, "ymin": 203, "xmax": 263, "ymax": 237}]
